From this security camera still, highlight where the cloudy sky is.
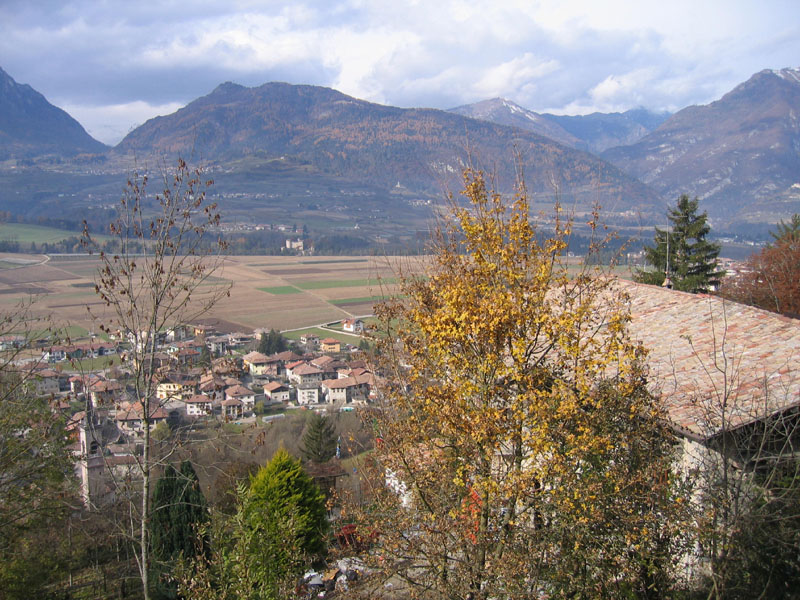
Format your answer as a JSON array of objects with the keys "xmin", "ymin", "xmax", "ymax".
[{"xmin": 2, "ymin": 0, "xmax": 798, "ymax": 145}]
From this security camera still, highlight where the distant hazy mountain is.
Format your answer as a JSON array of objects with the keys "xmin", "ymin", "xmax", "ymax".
[
  {"xmin": 602, "ymin": 68, "xmax": 800, "ymax": 229},
  {"xmin": 449, "ymin": 98, "xmax": 585, "ymax": 150},
  {"xmin": 0, "ymin": 66, "xmax": 107, "ymax": 159},
  {"xmin": 448, "ymin": 99, "xmax": 669, "ymax": 153},
  {"xmin": 541, "ymin": 109, "xmax": 671, "ymax": 153},
  {"xmin": 115, "ymin": 81, "xmax": 661, "ymax": 215}
]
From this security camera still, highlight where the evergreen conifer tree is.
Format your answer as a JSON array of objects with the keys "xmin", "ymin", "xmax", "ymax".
[
  {"xmin": 245, "ymin": 448, "xmax": 328, "ymax": 558},
  {"xmin": 151, "ymin": 466, "xmax": 178, "ymax": 565},
  {"xmin": 257, "ymin": 332, "xmax": 269, "ymax": 354},
  {"xmin": 150, "ymin": 461, "xmax": 208, "ymax": 599},
  {"xmin": 636, "ymin": 194, "xmax": 724, "ymax": 292},
  {"xmin": 769, "ymin": 213, "xmax": 800, "ymax": 244},
  {"xmin": 258, "ymin": 328, "xmax": 287, "ymax": 355},
  {"xmin": 199, "ymin": 343, "xmax": 212, "ymax": 367},
  {"xmin": 175, "ymin": 450, "xmax": 328, "ymax": 599},
  {"xmin": 300, "ymin": 412, "xmax": 337, "ymax": 464}
]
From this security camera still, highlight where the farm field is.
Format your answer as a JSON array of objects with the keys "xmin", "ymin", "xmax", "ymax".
[
  {"xmin": 0, "ymin": 253, "xmax": 425, "ymax": 336},
  {"xmin": 0, "ymin": 252, "xmax": 635, "ymax": 338},
  {"xmin": 0, "ymin": 222, "xmax": 112, "ymax": 246}
]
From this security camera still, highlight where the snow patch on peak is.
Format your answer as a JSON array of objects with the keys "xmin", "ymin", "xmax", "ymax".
[
  {"xmin": 772, "ymin": 67, "xmax": 800, "ymax": 84},
  {"xmin": 500, "ymin": 99, "xmax": 541, "ymax": 122}
]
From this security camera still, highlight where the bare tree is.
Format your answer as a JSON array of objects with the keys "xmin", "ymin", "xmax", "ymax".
[
  {"xmin": 82, "ymin": 158, "xmax": 229, "ymax": 600},
  {"xmin": 667, "ymin": 300, "xmax": 800, "ymax": 598}
]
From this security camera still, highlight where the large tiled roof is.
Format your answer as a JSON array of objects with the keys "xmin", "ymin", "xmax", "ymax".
[
  {"xmin": 115, "ymin": 402, "xmax": 169, "ymax": 421},
  {"xmin": 226, "ymin": 384, "xmax": 254, "ymax": 397},
  {"xmin": 186, "ymin": 394, "xmax": 212, "ymax": 404},
  {"xmin": 293, "ymin": 363, "xmax": 323, "ymax": 376},
  {"xmin": 322, "ymin": 372, "xmax": 374, "ymax": 390},
  {"xmin": 264, "ymin": 380, "xmax": 288, "ymax": 392},
  {"xmin": 620, "ymin": 280, "xmax": 800, "ymax": 438},
  {"xmin": 242, "ymin": 351, "xmax": 269, "ymax": 364}
]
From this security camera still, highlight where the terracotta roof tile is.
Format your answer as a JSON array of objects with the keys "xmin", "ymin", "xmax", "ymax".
[{"xmin": 621, "ymin": 280, "xmax": 800, "ymax": 438}]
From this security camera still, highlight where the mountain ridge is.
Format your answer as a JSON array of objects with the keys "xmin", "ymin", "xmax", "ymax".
[
  {"xmin": 448, "ymin": 98, "xmax": 670, "ymax": 153},
  {"xmin": 3, "ymin": 65, "xmax": 800, "ymax": 232},
  {"xmin": 602, "ymin": 67, "xmax": 800, "ymax": 228},
  {"xmin": 448, "ymin": 98, "xmax": 585, "ymax": 150},
  {"xmin": 0, "ymin": 67, "xmax": 107, "ymax": 159},
  {"xmin": 114, "ymin": 80, "xmax": 663, "ymax": 217}
]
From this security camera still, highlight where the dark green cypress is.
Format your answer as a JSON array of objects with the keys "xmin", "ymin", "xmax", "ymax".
[
  {"xmin": 300, "ymin": 412, "xmax": 337, "ymax": 464},
  {"xmin": 150, "ymin": 461, "xmax": 208, "ymax": 599},
  {"xmin": 174, "ymin": 461, "xmax": 208, "ymax": 558},
  {"xmin": 258, "ymin": 328, "xmax": 288, "ymax": 355},
  {"xmin": 151, "ymin": 465, "xmax": 178, "ymax": 564}
]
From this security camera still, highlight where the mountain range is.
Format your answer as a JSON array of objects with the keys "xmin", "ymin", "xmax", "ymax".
[
  {"xmin": 601, "ymin": 68, "xmax": 800, "ymax": 228},
  {"xmin": 1, "ymin": 66, "xmax": 799, "ymax": 233},
  {"xmin": 113, "ymin": 80, "xmax": 658, "ymax": 215},
  {"xmin": 449, "ymin": 98, "xmax": 670, "ymax": 153}
]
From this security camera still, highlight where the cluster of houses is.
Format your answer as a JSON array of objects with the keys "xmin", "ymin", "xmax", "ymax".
[
  {"xmin": 22, "ymin": 319, "xmax": 375, "ymax": 507},
  {"xmin": 242, "ymin": 348, "xmax": 375, "ymax": 407}
]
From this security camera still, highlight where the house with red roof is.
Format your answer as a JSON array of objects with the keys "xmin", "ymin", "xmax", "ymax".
[
  {"xmin": 221, "ymin": 397, "xmax": 243, "ymax": 419},
  {"xmin": 115, "ymin": 401, "xmax": 169, "ymax": 436},
  {"xmin": 264, "ymin": 380, "xmax": 291, "ymax": 403}
]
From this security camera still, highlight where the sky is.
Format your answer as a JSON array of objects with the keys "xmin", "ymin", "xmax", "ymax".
[{"xmin": 1, "ymin": 0, "xmax": 798, "ymax": 146}]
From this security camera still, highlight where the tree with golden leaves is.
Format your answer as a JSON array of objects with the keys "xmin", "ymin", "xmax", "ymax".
[{"xmin": 353, "ymin": 170, "xmax": 687, "ymax": 599}]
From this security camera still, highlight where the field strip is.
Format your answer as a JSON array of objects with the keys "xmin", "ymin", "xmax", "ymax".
[
  {"xmin": 257, "ymin": 285, "xmax": 302, "ymax": 295},
  {"xmin": 295, "ymin": 277, "xmax": 398, "ymax": 290}
]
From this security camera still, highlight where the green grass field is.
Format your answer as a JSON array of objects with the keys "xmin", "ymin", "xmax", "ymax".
[
  {"xmin": 62, "ymin": 354, "xmax": 122, "ymax": 372},
  {"xmin": 257, "ymin": 285, "xmax": 302, "ymax": 294},
  {"xmin": 299, "ymin": 259, "xmax": 368, "ymax": 265},
  {"xmin": 282, "ymin": 327, "xmax": 359, "ymax": 343},
  {"xmin": 0, "ymin": 223, "xmax": 111, "ymax": 244},
  {"xmin": 24, "ymin": 324, "xmax": 91, "ymax": 340},
  {"xmin": 0, "ymin": 223, "xmax": 81, "ymax": 243},
  {"xmin": 295, "ymin": 277, "xmax": 398, "ymax": 290},
  {"xmin": 329, "ymin": 295, "xmax": 392, "ymax": 306}
]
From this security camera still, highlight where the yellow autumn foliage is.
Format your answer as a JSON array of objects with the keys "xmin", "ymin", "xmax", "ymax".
[{"xmin": 355, "ymin": 169, "xmax": 688, "ymax": 600}]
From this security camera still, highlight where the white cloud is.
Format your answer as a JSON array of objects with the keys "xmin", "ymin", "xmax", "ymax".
[
  {"xmin": 1, "ymin": 0, "xmax": 799, "ymax": 133},
  {"xmin": 588, "ymin": 68, "xmax": 656, "ymax": 107},
  {"xmin": 472, "ymin": 54, "xmax": 560, "ymax": 99}
]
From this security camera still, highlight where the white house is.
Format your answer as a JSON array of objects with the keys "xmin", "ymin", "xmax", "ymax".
[
  {"xmin": 263, "ymin": 380, "xmax": 291, "ymax": 403},
  {"xmin": 342, "ymin": 318, "xmax": 365, "ymax": 333},
  {"xmin": 321, "ymin": 372, "xmax": 373, "ymax": 404},
  {"xmin": 296, "ymin": 384, "xmax": 321, "ymax": 405},
  {"xmin": 289, "ymin": 363, "xmax": 323, "ymax": 386},
  {"xmin": 185, "ymin": 394, "xmax": 213, "ymax": 417},
  {"xmin": 225, "ymin": 384, "xmax": 256, "ymax": 412},
  {"xmin": 221, "ymin": 397, "xmax": 243, "ymax": 419}
]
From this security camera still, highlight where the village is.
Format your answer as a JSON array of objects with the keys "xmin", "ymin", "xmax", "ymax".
[{"xmin": 22, "ymin": 317, "xmax": 376, "ymax": 508}]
